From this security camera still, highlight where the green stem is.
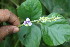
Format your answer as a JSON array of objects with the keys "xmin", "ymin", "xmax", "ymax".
[
  {"xmin": 18, "ymin": 24, "xmax": 24, "ymax": 28},
  {"xmin": 10, "ymin": 0, "xmax": 19, "ymax": 8},
  {"xmin": 14, "ymin": 40, "xmax": 19, "ymax": 47}
]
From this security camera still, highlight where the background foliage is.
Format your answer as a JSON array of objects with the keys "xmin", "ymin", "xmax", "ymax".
[{"xmin": 0, "ymin": 0, "xmax": 70, "ymax": 47}]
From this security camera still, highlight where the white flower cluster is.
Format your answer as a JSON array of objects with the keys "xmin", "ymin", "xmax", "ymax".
[
  {"xmin": 22, "ymin": 16, "xmax": 61, "ymax": 26},
  {"xmin": 39, "ymin": 17, "xmax": 50, "ymax": 23},
  {"xmin": 39, "ymin": 16, "xmax": 61, "ymax": 23},
  {"xmin": 32, "ymin": 16, "xmax": 61, "ymax": 23}
]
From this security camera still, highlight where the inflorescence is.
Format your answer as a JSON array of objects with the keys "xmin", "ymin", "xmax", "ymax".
[{"xmin": 18, "ymin": 16, "xmax": 61, "ymax": 27}]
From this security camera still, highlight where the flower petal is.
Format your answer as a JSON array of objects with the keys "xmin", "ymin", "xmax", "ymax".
[
  {"xmin": 26, "ymin": 18, "xmax": 30, "ymax": 21},
  {"xmin": 28, "ymin": 22, "xmax": 32, "ymax": 26}
]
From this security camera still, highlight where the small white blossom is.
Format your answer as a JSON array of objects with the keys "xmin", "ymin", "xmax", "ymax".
[
  {"xmin": 23, "ymin": 18, "xmax": 32, "ymax": 26},
  {"xmin": 26, "ymin": 18, "xmax": 30, "ymax": 21}
]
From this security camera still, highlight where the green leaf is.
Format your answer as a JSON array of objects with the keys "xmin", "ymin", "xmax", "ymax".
[
  {"xmin": 17, "ymin": 0, "xmax": 42, "ymax": 20},
  {"xmin": 17, "ymin": 26, "xmax": 30, "ymax": 44},
  {"xmin": 18, "ymin": 24, "xmax": 41, "ymax": 47},
  {"xmin": 41, "ymin": 13, "xmax": 70, "ymax": 46},
  {"xmin": 40, "ymin": 0, "xmax": 70, "ymax": 17}
]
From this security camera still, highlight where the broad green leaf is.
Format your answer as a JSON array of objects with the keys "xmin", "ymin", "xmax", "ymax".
[
  {"xmin": 17, "ymin": 0, "xmax": 42, "ymax": 20},
  {"xmin": 43, "ymin": 24, "xmax": 70, "ymax": 46},
  {"xmin": 41, "ymin": 13, "xmax": 70, "ymax": 46},
  {"xmin": 17, "ymin": 26, "xmax": 30, "ymax": 44},
  {"xmin": 40, "ymin": 0, "xmax": 70, "ymax": 17},
  {"xmin": 17, "ymin": 24, "xmax": 41, "ymax": 47}
]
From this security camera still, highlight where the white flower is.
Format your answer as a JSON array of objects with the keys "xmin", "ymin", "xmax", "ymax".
[
  {"xmin": 26, "ymin": 18, "xmax": 30, "ymax": 21},
  {"xmin": 23, "ymin": 18, "xmax": 32, "ymax": 26}
]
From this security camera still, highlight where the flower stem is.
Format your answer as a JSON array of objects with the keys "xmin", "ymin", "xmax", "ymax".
[{"xmin": 18, "ymin": 24, "xmax": 24, "ymax": 28}]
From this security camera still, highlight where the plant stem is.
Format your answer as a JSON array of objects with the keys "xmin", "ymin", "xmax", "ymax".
[
  {"xmin": 14, "ymin": 40, "xmax": 19, "ymax": 47},
  {"xmin": 18, "ymin": 24, "xmax": 24, "ymax": 28},
  {"xmin": 10, "ymin": 0, "xmax": 19, "ymax": 8}
]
